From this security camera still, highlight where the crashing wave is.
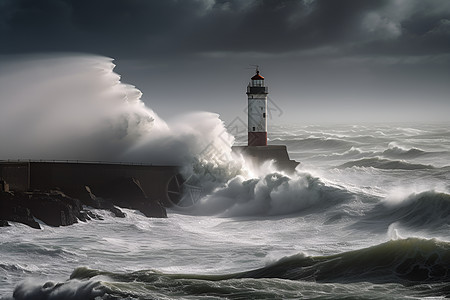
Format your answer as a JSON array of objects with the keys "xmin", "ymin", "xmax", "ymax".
[{"xmin": 180, "ymin": 171, "xmax": 354, "ymax": 217}]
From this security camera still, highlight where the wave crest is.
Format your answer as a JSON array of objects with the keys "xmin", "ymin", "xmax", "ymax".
[
  {"xmin": 239, "ymin": 238, "xmax": 450, "ymax": 284},
  {"xmin": 337, "ymin": 157, "xmax": 435, "ymax": 170},
  {"xmin": 382, "ymin": 143, "xmax": 425, "ymax": 159},
  {"xmin": 356, "ymin": 191, "xmax": 450, "ymax": 231},
  {"xmin": 184, "ymin": 171, "xmax": 353, "ymax": 217}
]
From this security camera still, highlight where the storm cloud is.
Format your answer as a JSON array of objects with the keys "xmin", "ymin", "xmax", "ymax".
[
  {"xmin": 1, "ymin": 0, "xmax": 449, "ymax": 123},
  {"xmin": 1, "ymin": 0, "xmax": 449, "ymax": 58}
]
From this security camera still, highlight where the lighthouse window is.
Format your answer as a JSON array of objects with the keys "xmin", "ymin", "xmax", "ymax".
[
  {"xmin": 263, "ymin": 113, "xmax": 266, "ymax": 118},
  {"xmin": 252, "ymin": 80, "xmax": 263, "ymax": 87},
  {"xmin": 253, "ymin": 127, "xmax": 255, "ymax": 131}
]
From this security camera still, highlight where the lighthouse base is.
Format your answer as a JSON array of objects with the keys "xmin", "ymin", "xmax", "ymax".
[
  {"xmin": 248, "ymin": 132, "xmax": 267, "ymax": 146},
  {"xmin": 232, "ymin": 145, "xmax": 300, "ymax": 174}
]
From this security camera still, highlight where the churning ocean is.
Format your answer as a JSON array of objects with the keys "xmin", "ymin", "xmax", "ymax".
[
  {"xmin": 0, "ymin": 56, "xmax": 449, "ymax": 299},
  {"xmin": 1, "ymin": 122, "xmax": 450, "ymax": 300}
]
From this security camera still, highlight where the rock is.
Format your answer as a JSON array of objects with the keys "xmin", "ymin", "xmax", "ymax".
[
  {"xmin": 138, "ymin": 200, "xmax": 167, "ymax": 218},
  {"xmin": 0, "ymin": 220, "xmax": 10, "ymax": 227},
  {"xmin": 0, "ymin": 176, "xmax": 167, "ymax": 230},
  {"xmin": 76, "ymin": 186, "xmax": 126, "ymax": 218},
  {"xmin": 76, "ymin": 186, "xmax": 101, "ymax": 208},
  {"xmin": 0, "ymin": 192, "xmax": 41, "ymax": 229},
  {"xmin": 108, "ymin": 206, "xmax": 126, "ymax": 218},
  {"xmin": 0, "ymin": 189, "xmax": 124, "ymax": 229},
  {"xmin": 0, "ymin": 190, "xmax": 81, "ymax": 228},
  {"xmin": 78, "ymin": 211, "xmax": 89, "ymax": 222},
  {"xmin": 89, "ymin": 177, "xmax": 167, "ymax": 218},
  {"xmin": 20, "ymin": 191, "xmax": 81, "ymax": 227},
  {"xmin": 85, "ymin": 210, "xmax": 104, "ymax": 221}
]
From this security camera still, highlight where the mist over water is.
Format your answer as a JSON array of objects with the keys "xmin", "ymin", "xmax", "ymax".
[{"xmin": 1, "ymin": 55, "xmax": 450, "ymax": 299}]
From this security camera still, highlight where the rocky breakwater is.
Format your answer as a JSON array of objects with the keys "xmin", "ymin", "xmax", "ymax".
[
  {"xmin": 0, "ymin": 190, "xmax": 86, "ymax": 229},
  {"xmin": 0, "ymin": 177, "xmax": 167, "ymax": 229}
]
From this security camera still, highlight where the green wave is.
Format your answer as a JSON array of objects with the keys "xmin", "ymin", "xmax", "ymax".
[
  {"xmin": 70, "ymin": 238, "xmax": 450, "ymax": 285},
  {"xmin": 238, "ymin": 238, "xmax": 450, "ymax": 284}
]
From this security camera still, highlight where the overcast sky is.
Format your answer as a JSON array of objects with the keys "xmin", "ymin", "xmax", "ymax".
[{"xmin": 1, "ymin": 0, "xmax": 449, "ymax": 124}]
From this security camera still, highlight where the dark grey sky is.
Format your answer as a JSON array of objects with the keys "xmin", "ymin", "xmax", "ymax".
[{"xmin": 1, "ymin": 0, "xmax": 449, "ymax": 123}]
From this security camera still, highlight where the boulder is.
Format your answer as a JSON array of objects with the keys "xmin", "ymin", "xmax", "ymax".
[
  {"xmin": 18, "ymin": 191, "xmax": 81, "ymax": 227},
  {"xmin": 78, "ymin": 186, "xmax": 126, "ymax": 218},
  {"xmin": 0, "ymin": 192, "xmax": 41, "ymax": 229},
  {"xmin": 76, "ymin": 185, "xmax": 101, "ymax": 208},
  {"xmin": 108, "ymin": 206, "xmax": 126, "ymax": 218},
  {"xmin": 138, "ymin": 201, "xmax": 168, "ymax": 218},
  {"xmin": 78, "ymin": 211, "xmax": 89, "ymax": 222},
  {"xmin": 0, "ymin": 176, "xmax": 167, "ymax": 230},
  {"xmin": 85, "ymin": 210, "xmax": 104, "ymax": 221},
  {"xmin": 0, "ymin": 220, "xmax": 10, "ymax": 227},
  {"xmin": 89, "ymin": 177, "xmax": 167, "ymax": 218},
  {"xmin": 0, "ymin": 188, "xmax": 127, "ymax": 229}
]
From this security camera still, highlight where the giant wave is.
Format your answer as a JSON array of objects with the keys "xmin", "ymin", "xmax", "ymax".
[{"xmin": 11, "ymin": 238, "xmax": 450, "ymax": 300}]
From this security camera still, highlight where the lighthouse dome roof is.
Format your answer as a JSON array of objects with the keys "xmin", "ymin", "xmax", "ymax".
[{"xmin": 251, "ymin": 71, "xmax": 264, "ymax": 80}]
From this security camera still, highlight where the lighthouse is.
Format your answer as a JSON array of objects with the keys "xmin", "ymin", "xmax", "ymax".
[
  {"xmin": 232, "ymin": 67, "xmax": 299, "ymax": 173},
  {"xmin": 246, "ymin": 67, "xmax": 268, "ymax": 146}
]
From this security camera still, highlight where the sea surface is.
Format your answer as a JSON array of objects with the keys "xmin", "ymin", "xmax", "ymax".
[{"xmin": 1, "ymin": 123, "xmax": 450, "ymax": 299}]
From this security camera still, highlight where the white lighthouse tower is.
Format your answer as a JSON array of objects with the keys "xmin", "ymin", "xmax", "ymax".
[
  {"xmin": 232, "ymin": 67, "xmax": 299, "ymax": 173},
  {"xmin": 247, "ymin": 67, "xmax": 268, "ymax": 146}
]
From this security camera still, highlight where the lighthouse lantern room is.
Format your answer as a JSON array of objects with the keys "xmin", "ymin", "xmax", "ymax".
[{"xmin": 246, "ymin": 67, "xmax": 268, "ymax": 146}]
